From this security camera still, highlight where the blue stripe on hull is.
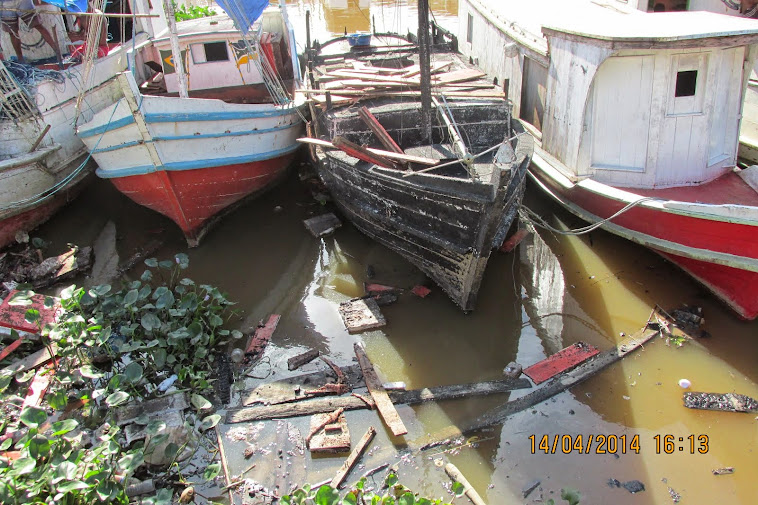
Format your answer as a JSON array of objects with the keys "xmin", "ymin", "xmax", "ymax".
[
  {"xmin": 78, "ymin": 103, "xmax": 300, "ymax": 138},
  {"xmin": 91, "ymin": 122, "xmax": 301, "ymax": 154},
  {"xmin": 95, "ymin": 143, "xmax": 301, "ymax": 179}
]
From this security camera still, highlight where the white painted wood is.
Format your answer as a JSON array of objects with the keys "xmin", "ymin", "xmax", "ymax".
[{"xmin": 590, "ymin": 55, "xmax": 653, "ymax": 172}]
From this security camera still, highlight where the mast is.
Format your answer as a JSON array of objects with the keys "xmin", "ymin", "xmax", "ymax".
[
  {"xmin": 417, "ymin": 0, "xmax": 432, "ymax": 143},
  {"xmin": 162, "ymin": 0, "xmax": 189, "ymax": 99}
]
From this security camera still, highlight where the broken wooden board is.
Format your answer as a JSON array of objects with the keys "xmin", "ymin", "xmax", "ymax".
[
  {"xmin": 0, "ymin": 337, "xmax": 25, "ymax": 362},
  {"xmin": 227, "ymin": 377, "xmax": 531, "ymax": 423},
  {"xmin": 20, "ymin": 366, "xmax": 52, "ymax": 409},
  {"xmin": 1, "ymin": 344, "xmax": 58, "ymax": 374},
  {"xmin": 432, "ymin": 68, "xmax": 486, "ymax": 85},
  {"xmin": 683, "ymin": 392, "xmax": 758, "ymax": 413},
  {"xmin": 339, "ymin": 299, "xmax": 386, "ymax": 334},
  {"xmin": 311, "ymin": 94, "xmax": 355, "ymax": 107},
  {"xmin": 333, "ymin": 136, "xmax": 399, "ymax": 169},
  {"xmin": 451, "ymin": 321, "xmax": 661, "ymax": 437},
  {"xmin": 303, "ymin": 213, "xmax": 342, "ymax": 238},
  {"xmin": 309, "ymin": 412, "xmax": 350, "ymax": 452},
  {"xmin": 411, "ymin": 285, "xmax": 431, "ymax": 298},
  {"xmin": 523, "ymin": 342, "xmax": 600, "ymax": 385},
  {"xmin": 30, "ymin": 246, "xmax": 93, "ymax": 290},
  {"xmin": 0, "ymin": 290, "xmax": 61, "ymax": 334},
  {"xmin": 359, "ymin": 106, "xmax": 403, "ymax": 154},
  {"xmin": 298, "ymin": 137, "xmax": 438, "ymax": 166},
  {"xmin": 288, "ymin": 349, "xmax": 321, "ymax": 371},
  {"xmin": 245, "ymin": 314, "xmax": 279, "ymax": 355},
  {"xmin": 330, "ymin": 426, "xmax": 376, "ymax": 489},
  {"xmin": 444, "ymin": 463, "xmax": 487, "ymax": 505},
  {"xmin": 354, "ymin": 343, "xmax": 407, "ymax": 436},
  {"xmin": 500, "ymin": 228, "xmax": 531, "ymax": 253},
  {"xmin": 115, "ymin": 393, "xmax": 189, "ymax": 425},
  {"xmin": 242, "ymin": 364, "xmax": 364, "ymax": 406}
]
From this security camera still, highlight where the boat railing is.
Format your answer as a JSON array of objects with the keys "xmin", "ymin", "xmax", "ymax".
[{"xmin": 0, "ymin": 60, "xmax": 40, "ymax": 122}]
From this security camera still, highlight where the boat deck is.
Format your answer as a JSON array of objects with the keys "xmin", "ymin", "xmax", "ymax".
[{"xmin": 628, "ymin": 170, "xmax": 758, "ymax": 207}]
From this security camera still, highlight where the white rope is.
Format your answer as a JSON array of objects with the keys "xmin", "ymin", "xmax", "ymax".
[
  {"xmin": 519, "ymin": 196, "xmax": 661, "ymax": 236},
  {"xmin": 73, "ymin": 0, "xmax": 107, "ymax": 125}
]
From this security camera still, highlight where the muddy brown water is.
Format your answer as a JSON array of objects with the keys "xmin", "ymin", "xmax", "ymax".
[{"xmin": 17, "ymin": 1, "xmax": 758, "ymax": 503}]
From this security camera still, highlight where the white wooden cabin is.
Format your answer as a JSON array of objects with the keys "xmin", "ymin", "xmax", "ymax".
[
  {"xmin": 153, "ymin": 11, "xmax": 295, "ymax": 96},
  {"xmin": 459, "ymin": 0, "xmax": 758, "ymax": 188}
]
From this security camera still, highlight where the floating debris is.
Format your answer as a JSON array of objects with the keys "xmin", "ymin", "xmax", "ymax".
[
  {"xmin": 338, "ymin": 298, "xmax": 386, "ymax": 333},
  {"xmin": 683, "ymin": 392, "xmax": 758, "ymax": 413},
  {"xmin": 303, "ymin": 213, "xmax": 342, "ymax": 237},
  {"xmin": 712, "ymin": 467, "xmax": 735, "ymax": 475},
  {"xmin": 608, "ymin": 478, "xmax": 645, "ymax": 494}
]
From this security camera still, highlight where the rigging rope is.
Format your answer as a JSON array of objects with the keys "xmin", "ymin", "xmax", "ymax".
[
  {"xmin": 74, "ymin": 0, "xmax": 108, "ymax": 125},
  {"xmin": 519, "ymin": 196, "xmax": 661, "ymax": 236}
]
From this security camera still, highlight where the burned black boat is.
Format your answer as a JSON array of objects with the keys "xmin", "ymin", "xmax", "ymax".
[{"xmin": 300, "ymin": 12, "xmax": 533, "ymax": 311}]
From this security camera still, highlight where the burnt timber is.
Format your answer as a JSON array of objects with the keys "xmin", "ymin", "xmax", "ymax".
[{"xmin": 305, "ymin": 25, "xmax": 533, "ymax": 311}]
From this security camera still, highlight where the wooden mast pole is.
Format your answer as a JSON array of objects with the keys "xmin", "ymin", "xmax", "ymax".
[
  {"xmin": 417, "ymin": 0, "xmax": 432, "ymax": 143},
  {"xmin": 161, "ymin": 0, "xmax": 189, "ymax": 99}
]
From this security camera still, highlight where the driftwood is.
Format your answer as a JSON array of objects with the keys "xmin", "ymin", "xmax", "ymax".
[
  {"xmin": 354, "ymin": 343, "xmax": 407, "ymax": 436},
  {"xmin": 226, "ymin": 378, "xmax": 531, "ymax": 424},
  {"xmin": 288, "ymin": 349, "xmax": 320, "ymax": 371},
  {"xmin": 445, "ymin": 463, "xmax": 487, "ymax": 505},
  {"xmin": 683, "ymin": 392, "xmax": 758, "ymax": 413},
  {"xmin": 330, "ymin": 426, "xmax": 376, "ymax": 489}
]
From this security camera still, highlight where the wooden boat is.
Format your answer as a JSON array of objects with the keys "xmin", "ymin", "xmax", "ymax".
[
  {"xmin": 459, "ymin": 0, "xmax": 758, "ymax": 319},
  {"xmin": 77, "ymin": 1, "xmax": 304, "ymax": 246},
  {"xmin": 302, "ymin": 7, "xmax": 533, "ymax": 311},
  {"xmin": 0, "ymin": 0, "xmax": 165, "ymax": 249}
]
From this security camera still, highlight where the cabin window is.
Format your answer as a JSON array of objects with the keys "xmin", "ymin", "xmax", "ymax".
[
  {"xmin": 190, "ymin": 41, "xmax": 229, "ymax": 63},
  {"xmin": 675, "ymin": 70, "xmax": 697, "ymax": 97},
  {"xmin": 467, "ymin": 14, "xmax": 473, "ymax": 43}
]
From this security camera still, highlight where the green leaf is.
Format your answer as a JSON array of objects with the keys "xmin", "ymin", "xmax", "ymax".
[
  {"xmin": 11, "ymin": 457, "xmax": 36, "ymax": 475},
  {"xmin": 145, "ymin": 420, "xmax": 166, "ymax": 436},
  {"xmin": 123, "ymin": 289, "xmax": 139, "ymax": 306},
  {"xmin": 60, "ymin": 285, "xmax": 77, "ymax": 300},
  {"xmin": 148, "ymin": 433, "xmax": 169, "ymax": 447},
  {"xmin": 344, "ymin": 492, "xmax": 358, "ymax": 505},
  {"xmin": 57, "ymin": 479, "xmax": 89, "ymax": 493},
  {"xmin": 0, "ymin": 374, "xmax": 11, "ymax": 394},
  {"xmin": 203, "ymin": 462, "xmax": 221, "ymax": 481},
  {"xmin": 385, "ymin": 473, "xmax": 399, "ymax": 488},
  {"xmin": 92, "ymin": 284, "xmax": 112, "ymax": 296},
  {"xmin": 118, "ymin": 451, "xmax": 145, "ymax": 475},
  {"xmin": 19, "ymin": 406, "xmax": 47, "ymax": 428},
  {"xmin": 180, "ymin": 278, "xmax": 195, "ymax": 286},
  {"xmin": 451, "ymin": 482, "xmax": 465, "ymax": 497},
  {"xmin": 153, "ymin": 348, "xmax": 167, "ymax": 368},
  {"xmin": 124, "ymin": 362, "xmax": 144, "ymax": 383},
  {"xmin": 80, "ymin": 364, "xmax": 105, "ymax": 379},
  {"xmin": 48, "ymin": 390, "xmax": 69, "ymax": 410},
  {"xmin": 175, "ymin": 253, "xmax": 189, "ymax": 269},
  {"xmin": 209, "ymin": 314, "xmax": 223, "ymax": 328},
  {"xmin": 199, "ymin": 414, "xmax": 221, "ymax": 431},
  {"xmin": 53, "ymin": 460, "xmax": 78, "ymax": 483},
  {"xmin": 105, "ymin": 390, "xmax": 130, "ymax": 407},
  {"xmin": 381, "ymin": 497, "xmax": 396, "ymax": 505},
  {"xmin": 164, "ymin": 442, "xmax": 179, "ymax": 461},
  {"xmin": 8, "ymin": 290, "xmax": 33, "ymax": 306},
  {"xmin": 141, "ymin": 312, "xmax": 161, "ymax": 331},
  {"xmin": 141, "ymin": 270, "xmax": 153, "ymax": 282},
  {"xmin": 191, "ymin": 393, "xmax": 212, "ymax": 411},
  {"xmin": 231, "ymin": 329, "xmax": 243, "ymax": 339},
  {"xmin": 24, "ymin": 308, "xmax": 40, "ymax": 324},
  {"xmin": 0, "ymin": 438, "xmax": 11, "ymax": 451},
  {"xmin": 156, "ymin": 290, "xmax": 175, "ymax": 310},
  {"xmin": 398, "ymin": 493, "xmax": 416, "ymax": 505},
  {"xmin": 15, "ymin": 369, "xmax": 35, "ymax": 383},
  {"xmin": 159, "ymin": 260, "xmax": 173, "ymax": 270},
  {"xmin": 187, "ymin": 321, "xmax": 203, "ymax": 338},
  {"xmin": 51, "ymin": 419, "xmax": 78, "ymax": 436},
  {"xmin": 561, "ymin": 488, "xmax": 581, "ymax": 505},
  {"xmin": 144, "ymin": 258, "xmax": 159, "ymax": 268},
  {"xmin": 314, "ymin": 485, "xmax": 339, "ymax": 505}
]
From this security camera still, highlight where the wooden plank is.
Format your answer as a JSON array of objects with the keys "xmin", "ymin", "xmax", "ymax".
[
  {"xmin": 308, "ymin": 411, "xmax": 350, "ymax": 452},
  {"xmin": 245, "ymin": 314, "xmax": 279, "ymax": 355},
  {"xmin": 333, "ymin": 136, "xmax": 399, "ymax": 169},
  {"xmin": 354, "ymin": 343, "xmax": 407, "ymax": 436},
  {"xmin": 683, "ymin": 392, "xmax": 758, "ymax": 413},
  {"xmin": 523, "ymin": 342, "xmax": 600, "ymax": 384},
  {"xmin": 499, "ymin": 228, "xmax": 531, "ymax": 253},
  {"xmin": 444, "ymin": 463, "xmax": 487, "ymax": 505},
  {"xmin": 303, "ymin": 213, "xmax": 342, "ymax": 237},
  {"xmin": 401, "ymin": 60, "xmax": 454, "ymax": 78},
  {"xmin": 288, "ymin": 349, "xmax": 321, "ymax": 371},
  {"xmin": 432, "ymin": 68, "xmax": 486, "ymax": 85},
  {"xmin": 227, "ymin": 377, "xmax": 531, "ymax": 423},
  {"xmin": 1, "ymin": 345, "xmax": 57, "ymax": 374},
  {"xmin": 359, "ymin": 106, "xmax": 404, "ymax": 154},
  {"xmin": 339, "ymin": 298, "xmax": 387, "ymax": 334},
  {"xmin": 241, "ymin": 364, "xmax": 363, "ymax": 406},
  {"xmin": 0, "ymin": 337, "xmax": 25, "ymax": 362},
  {"xmin": 297, "ymin": 137, "xmax": 439, "ymax": 166},
  {"xmin": 0, "ymin": 290, "xmax": 60, "ymax": 334},
  {"xmin": 330, "ymin": 426, "xmax": 376, "ymax": 489},
  {"xmin": 21, "ymin": 367, "xmax": 52, "ymax": 408}
]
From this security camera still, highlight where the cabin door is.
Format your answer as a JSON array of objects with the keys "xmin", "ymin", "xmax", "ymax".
[
  {"xmin": 520, "ymin": 57, "xmax": 547, "ymax": 131},
  {"xmin": 590, "ymin": 55, "xmax": 653, "ymax": 171}
]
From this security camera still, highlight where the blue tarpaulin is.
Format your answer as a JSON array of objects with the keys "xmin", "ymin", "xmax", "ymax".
[
  {"xmin": 41, "ymin": 0, "xmax": 88, "ymax": 13},
  {"xmin": 215, "ymin": 0, "xmax": 269, "ymax": 34}
]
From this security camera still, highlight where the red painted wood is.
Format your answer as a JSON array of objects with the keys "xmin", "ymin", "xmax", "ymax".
[
  {"xmin": 524, "ymin": 342, "xmax": 600, "ymax": 384},
  {"xmin": 332, "ymin": 136, "xmax": 397, "ymax": 169},
  {"xmin": 530, "ymin": 168, "xmax": 758, "ymax": 318},
  {"xmin": 0, "ymin": 290, "xmax": 61, "ymax": 334},
  {"xmin": 500, "ymin": 229, "xmax": 531, "ymax": 253},
  {"xmin": 246, "ymin": 314, "xmax": 280, "ymax": 355},
  {"xmin": 411, "ymin": 285, "xmax": 431, "ymax": 298},
  {"xmin": 358, "ymin": 107, "xmax": 404, "ymax": 154},
  {"xmin": 110, "ymin": 154, "xmax": 294, "ymax": 243},
  {"xmin": 0, "ymin": 338, "xmax": 24, "ymax": 363},
  {"xmin": 364, "ymin": 283, "xmax": 400, "ymax": 294},
  {"xmin": 21, "ymin": 368, "xmax": 52, "ymax": 408}
]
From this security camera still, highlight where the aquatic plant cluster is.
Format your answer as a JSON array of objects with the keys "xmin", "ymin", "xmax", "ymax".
[{"xmin": 0, "ymin": 254, "xmax": 231, "ymax": 503}]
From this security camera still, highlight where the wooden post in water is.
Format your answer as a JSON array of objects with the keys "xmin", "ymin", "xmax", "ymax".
[{"xmin": 417, "ymin": 0, "xmax": 433, "ymax": 143}]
